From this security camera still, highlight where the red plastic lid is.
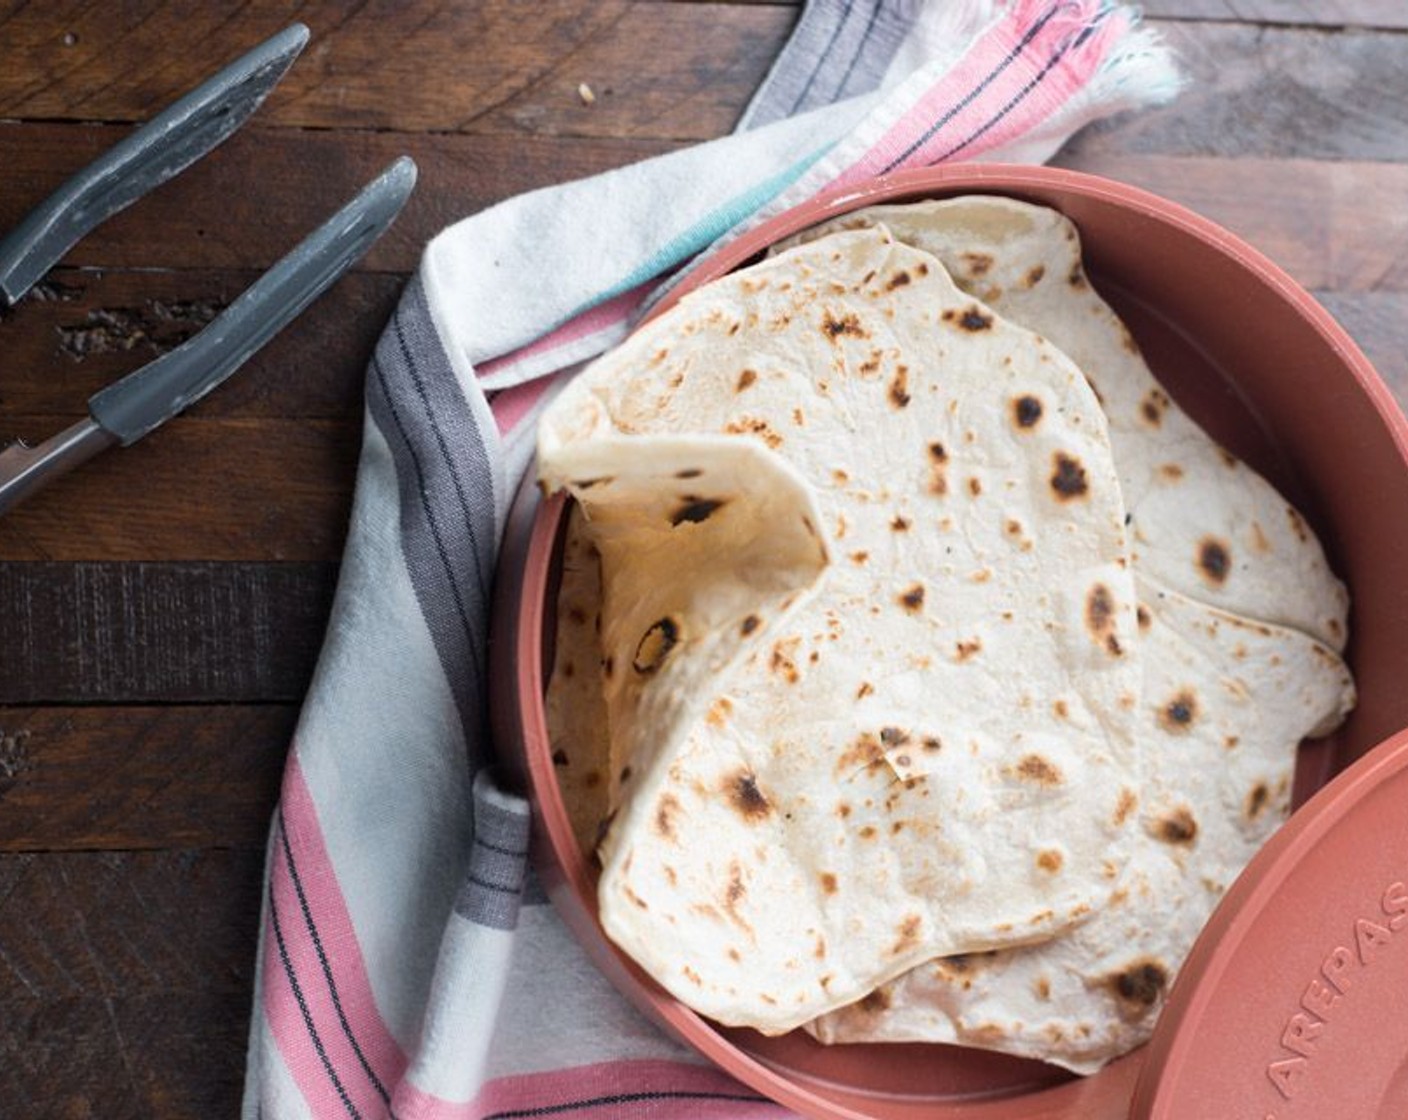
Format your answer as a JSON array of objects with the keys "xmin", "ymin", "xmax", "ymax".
[{"xmin": 1135, "ymin": 728, "xmax": 1408, "ymax": 1119}]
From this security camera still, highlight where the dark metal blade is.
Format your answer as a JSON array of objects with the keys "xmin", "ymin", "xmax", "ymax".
[
  {"xmin": 87, "ymin": 156, "xmax": 417, "ymax": 446},
  {"xmin": 0, "ymin": 23, "xmax": 310, "ymax": 307}
]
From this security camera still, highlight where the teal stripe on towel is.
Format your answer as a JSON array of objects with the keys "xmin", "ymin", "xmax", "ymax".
[{"xmin": 564, "ymin": 144, "xmax": 832, "ymax": 321}]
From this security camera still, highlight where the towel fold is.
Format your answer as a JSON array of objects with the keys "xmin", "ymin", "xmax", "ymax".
[{"xmin": 242, "ymin": 4, "xmax": 1182, "ymax": 1116}]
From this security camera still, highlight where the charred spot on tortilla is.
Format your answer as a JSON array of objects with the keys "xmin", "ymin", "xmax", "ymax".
[
  {"xmin": 770, "ymin": 639, "xmax": 801, "ymax": 684},
  {"xmin": 961, "ymin": 251, "xmax": 994, "ymax": 277},
  {"xmin": 1050, "ymin": 452, "xmax": 1089, "ymax": 501},
  {"xmin": 632, "ymin": 617, "xmax": 680, "ymax": 675},
  {"xmin": 928, "ymin": 441, "xmax": 948, "ymax": 463},
  {"xmin": 965, "ymin": 477, "xmax": 982, "ymax": 497},
  {"xmin": 725, "ymin": 415, "xmax": 783, "ymax": 448},
  {"xmin": 1068, "ymin": 262, "xmax": 1088, "ymax": 290},
  {"xmin": 1198, "ymin": 537, "xmax": 1231, "ymax": 585},
  {"xmin": 1140, "ymin": 389, "xmax": 1170, "ymax": 427},
  {"xmin": 1013, "ymin": 394, "xmax": 1044, "ymax": 429},
  {"xmin": 856, "ymin": 681, "xmax": 875, "ymax": 700},
  {"xmin": 573, "ymin": 476, "xmax": 614, "ymax": 489},
  {"xmin": 671, "ymin": 496, "xmax": 725, "ymax": 526},
  {"xmin": 602, "ymin": 654, "xmax": 615, "ymax": 680},
  {"xmin": 1245, "ymin": 782, "xmax": 1271, "ymax": 820},
  {"xmin": 1114, "ymin": 788, "xmax": 1138, "ymax": 826},
  {"xmin": 725, "ymin": 864, "xmax": 747, "ymax": 907},
  {"xmin": 1085, "ymin": 583, "xmax": 1116, "ymax": 643},
  {"xmin": 942, "ymin": 305, "xmax": 994, "ymax": 332},
  {"xmin": 736, "ymin": 368, "xmax": 758, "ymax": 392},
  {"xmin": 889, "ymin": 366, "xmax": 911, "ymax": 409},
  {"xmin": 1154, "ymin": 807, "xmax": 1198, "ymax": 846},
  {"xmin": 1158, "ymin": 689, "xmax": 1198, "ymax": 733},
  {"xmin": 820, "ymin": 872, "xmax": 839, "ymax": 895},
  {"xmin": 1158, "ymin": 463, "xmax": 1184, "ymax": 482},
  {"xmin": 552, "ymin": 749, "xmax": 569, "ymax": 767},
  {"xmin": 899, "ymin": 583, "xmax": 926, "ymax": 613},
  {"xmin": 1136, "ymin": 605, "xmax": 1152, "ymax": 631},
  {"xmin": 1012, "ymin": 754, "xmax": 1063, "ymax": 787},
  {"xmin": 740, "ymin": 614, "xmax": 761, "ymax": 637},
  {"xmin": 1109, "ymin": 959, "xmax": 1167, "ymax": 1011},
  {"xmin": 880, "ymin": 726, "xmax": 910, "ymax": 748},
  {"xmin": 886, "ymin": 270, "xmax": 912, "ymax": 290},
  {"xmin": 822, "ymin": 310, "xmax": 867, "ymax": 341},
  {"xmin": 674, "ymin": 468, "xmax": 704, "ymax": 479},
  {"xmin": 1036, "ymin": 849, "xmax": 1064, "ymax": 873},
  {"xmin": 656, "ymin": 793, "xmax": 682, "ymax": 841},
  {"xmin": 726, "ymin": 769, "xmax": 772, "ymax": 821},
  {"xmin": 955, "ymin": 638, "xmax": 982, "ymax": 662},
  {"xmin": 1022, "ymin": 264, "xmax": 1046, "ymax": 289},
  {"xmin": 891, "ymin": 914, "xmax": 923, "ymax": 955},
  {"xmin": 858, "ymin": 987, "xmax": 892, "ymax": 1014},
  {"xmin": 891, "ymin": 514, "xmax": 912, "ymax": 532}
]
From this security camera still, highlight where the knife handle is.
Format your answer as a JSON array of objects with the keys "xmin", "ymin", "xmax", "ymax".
[
  {"xmin": 87, "ymin": 157, "xmax": 417, "ymax": 446},
  {"xmin": 0, "ymin": 24, "xmax": 309, "ymax": 307}
]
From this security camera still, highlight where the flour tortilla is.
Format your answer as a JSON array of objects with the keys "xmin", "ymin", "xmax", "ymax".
[
  {"xmin": 544, "ymin": 504, "xmax": 613, "ymax": 857},
  {"xmin": 807, "ymin": 576, "xmax": 1355, "ymax": 1072},
  {"xmin": 776, "ymin": 198, "xmax": 1350, "ymax": 651},
  {"xmin": 538, "ymin": 228, "xmax": 1145, "ymax": 1033}
]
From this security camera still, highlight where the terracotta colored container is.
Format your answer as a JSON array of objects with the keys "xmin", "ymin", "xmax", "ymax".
[{"xmin": 490, "ymin": 165, "xmax": 1408, "ymax": 1118}]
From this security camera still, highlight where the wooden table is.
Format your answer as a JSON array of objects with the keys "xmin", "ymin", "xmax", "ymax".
[{"xmin": 1, "ymin": 2, "xmax": 1405, "ymax": 1114}]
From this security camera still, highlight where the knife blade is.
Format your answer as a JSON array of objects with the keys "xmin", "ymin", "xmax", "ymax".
[{"xmin": 0, "ymin": 156, "xmax": 417, "ymax": 516}]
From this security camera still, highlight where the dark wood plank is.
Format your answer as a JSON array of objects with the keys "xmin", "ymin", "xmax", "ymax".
[
  {"xmin": 0, "ymin": 121, "xmax": 679, "ymax": 275},
  {"xmin": 0, "ymin": 419, "xmax": 359, "ymax": 561},
  {"xmin": 0, "ymin": 268, "xmax": 399, "ymax": 420},
  {"xmin": 0, "ymin": 848, "xmax": 262, "ymax": 1119},
  {"xmin": 0, "ymin": 1, "xmax": 793, "ymax": 140},
  {"xmin": 0, "ymin": 706, "xmax": 289, "ymax": 851},
  {"xmin": 1050, "ymin": 152, "xmax": 1408, "ymax": 293},
  {"xmin": 0, "ymin": 563, "xmax": 335, "ymax": 702},
  {"xmin": 1317, "ymin": 291, "xmax": 1408, "ymax": 406},
  {"xmin": 1140, "ymin": 1, "xmax": 1408, "ymax": 29},
  {"xmin": 1066, "ymin": 21, "xmax": 1408, "ymax": 162}
]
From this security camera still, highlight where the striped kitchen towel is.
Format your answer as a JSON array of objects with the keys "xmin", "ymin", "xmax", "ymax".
[{"xmin": 242, "ymin": 3, "xmax": 1182, "ymax": 1117}]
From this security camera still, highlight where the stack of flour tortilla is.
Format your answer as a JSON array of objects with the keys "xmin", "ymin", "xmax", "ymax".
[{"xmin": 536, "ymin": 198, "xmax": 1355, "ymax": 1074}]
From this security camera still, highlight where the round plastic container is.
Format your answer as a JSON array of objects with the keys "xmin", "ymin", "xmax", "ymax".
[{"xmin": 490, "ymin": 165, "xmax": 1408, "ymax": 1118}]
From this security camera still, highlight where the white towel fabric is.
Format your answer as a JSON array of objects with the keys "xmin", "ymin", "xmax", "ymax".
[{"xmin": 242, "ymin": 4, "xmax": 1182, "ymax": 1117}]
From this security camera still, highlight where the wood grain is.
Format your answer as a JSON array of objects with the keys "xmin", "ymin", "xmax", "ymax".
[
  {"xmin": 1, "ymin": 268, "xmax": 399, "ymax": 420},
  {"xmin": 1049, "ymin": 152, "xmax": 1408, "ymax": 293},
  {"xmin": 0, "ymin": 563, "xmax": 335, "ymax": 701},
  {"xmin": 1066, "ymin": 21, "xmax": 1408, "ymax": 163},
  {"xmin": 0, "ymin": 419, "xmax": 359, "ymax": 561},
  {"xmin": 1139, "ymin": 1, "xmax": 1408, "ymax": 29},
  {"xmin": 0, "ymin": 848, "xmax": 263, "ymax": 1119},
  {"xmin": 0, "ymin": 706, "xmax": 290, "ymax": 851},
  {"xmin": 0, "ymin": 1, "xmax": 795, "ymax": 140}
]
